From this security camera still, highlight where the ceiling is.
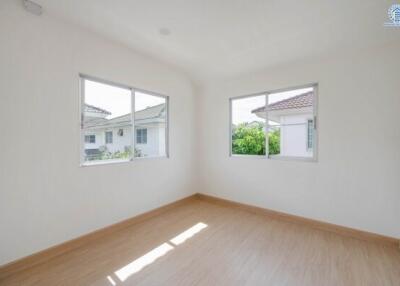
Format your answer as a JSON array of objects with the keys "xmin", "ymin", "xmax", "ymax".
[{"xmin": 36, "ymin": 0, "xmax": 399, "ymax": 83}]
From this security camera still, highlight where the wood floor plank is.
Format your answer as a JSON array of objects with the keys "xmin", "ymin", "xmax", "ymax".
[{"xmin": 1, "ymin": 200, "xmax": 399, "ymax": 285}]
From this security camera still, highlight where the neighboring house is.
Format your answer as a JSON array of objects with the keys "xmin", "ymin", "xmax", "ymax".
[
  {"xmin": 252, "ymin": 92, "xmax": 314, "ymax": 157},
  {"xmin": 83, "ymin": 104, "xmax": 166, "ymax": 159},
  {"xmin": 390, "ymin": 7, "xmax": 400, "ymax": 23}
]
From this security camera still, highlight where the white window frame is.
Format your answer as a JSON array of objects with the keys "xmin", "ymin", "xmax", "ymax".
[
  {"xmin": 79, "ymin": 74, "xmax": 169, "ymax": 166},
  {"xmin": 136, "ymin": 128, "xmax": 147, "ymax": 144},
  {"xmin": 229, "ymin": 83, "xmax": 318, "ymax": 162},
  {"xmin": 307, "ymin": 119, "xmax": 314, "ymax": 150},
  {"xmin": 85, "ymin": 134, "xmax": 96, "ymax": 144},
  {"xmin": 105, "ymin": 131, "xmax": 113, "ymax": 144}
]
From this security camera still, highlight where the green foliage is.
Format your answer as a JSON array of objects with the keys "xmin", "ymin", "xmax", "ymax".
[
  {"xmin": 232, "ymin": 122, "xmax": 266, "ymax": 155},
  {"xmin": 99, "ymin": 145, "xmax": 131, "ymax": 160},
  {"xmin": 268, "ymin": 129, "xmax": 280, "ymax": 155},
  {"xmin": 232, "ymin": 122, "xmax": 280, "ymax": 155},
  {"xmin": 86, "ymin": 146, "xmax": 142, "ymax": 161}
]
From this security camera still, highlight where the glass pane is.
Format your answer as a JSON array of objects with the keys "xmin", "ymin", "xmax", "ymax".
[
  {"xmin": 82, "ymin": 79, "xmax": 132, "ymax": 163},
  {"xmin": 231, "ymin": 95, "xmax": 266, "ymax": 155},
  {"xmin": 267, "ymin": 87, "xmax": 315, "ymax": 158},
  {"xmin": 134, "ymin": 92, "xmax": 167, "ymax": 157}
]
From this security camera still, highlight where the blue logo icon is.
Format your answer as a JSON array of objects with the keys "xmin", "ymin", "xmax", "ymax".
[{"xmin": 385, "ymin": 4, "xmax": 400, "ymax": 26}]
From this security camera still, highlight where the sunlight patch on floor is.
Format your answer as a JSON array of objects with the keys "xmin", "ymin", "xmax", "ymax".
[
  {"xmin": 113, "ymin": 222, "xmax": 208, "ymax": 282},
  {"xmin": 107, "ymin": 275, "xmax": 117, "ymax": 285},
  {"xmin": 115, "ymin": 243, "xmax": 174, "ymax": 281},
  {"xmin": 170, "ymin": 222, "xmax": 208, "ymax": 245}
]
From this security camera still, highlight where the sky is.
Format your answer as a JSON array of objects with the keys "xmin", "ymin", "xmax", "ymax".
[
  {"xmin": 85, "ymin": 80, "xmax": 165, "ymax": 119},
  {"xmin": 232, "ymin": 95, "xmax": 265, "ymax": 125},
  {"xmin": 232, "ymin": 87, "xmax": 313, "ymax": 125},
  {"xmin": 85, "ymin": 79, "xmax": 311, "ymax": 123}
]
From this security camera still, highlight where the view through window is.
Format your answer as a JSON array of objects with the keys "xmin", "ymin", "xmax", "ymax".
[
  {"xmin": 134, "ymin": 92, "xmax": 167, "ymax": 158},
  {"xmin": 231, "ymin": 95, "xmax": 266, "ymax": 155},
  {"xmin": 231, "ymin": 85, "xmax": 317, "ymax": 160},
  {"xmin": 81, "ymin": 77, "xmax": 168, "ymax": 165}
]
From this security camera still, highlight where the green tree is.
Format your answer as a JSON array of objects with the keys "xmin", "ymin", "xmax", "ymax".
[
  {"xmin": 232, "ymin": 122, "xmax": 265, "ymax": 155},
  {"xmin": 268, "ymin": 129, "xmax": 280, "ymax": 155},
  {"xmin": 232, "ymin": 122, "xmax": 280, "ymax": 155}
]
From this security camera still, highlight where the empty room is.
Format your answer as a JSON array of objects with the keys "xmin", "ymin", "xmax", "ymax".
[{"xmin": 1, "ymin": 0, "xmax": 399, "ymax": 285}]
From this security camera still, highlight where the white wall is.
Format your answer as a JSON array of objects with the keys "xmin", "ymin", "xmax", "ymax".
[
  {"xmin": 0, "ymin": 1, "xmax": 196, "ymax": 265},
  {"xmin": 196, "ymin": 42, "xmax": 400, "ymax": 238},
  {"xmin": 1, "ymin": 0, "xmax": 399, "ymax": 268}
]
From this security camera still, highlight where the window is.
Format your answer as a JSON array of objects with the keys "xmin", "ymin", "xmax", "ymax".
[
  {"xmin": 231, "ymin": 95, "xmax": 266, "ymax": 155},
  {"xmin": 105, "ymin": 131, "xmax": 113, "ymax": 144},
  {"xmin": 85, "ymin": 135, "xmax": 95, "ymax": 143},
  {"xmin": 80, "ymin": 75, "xmax": 169, "ymax": 165},
  {"xmin": 307, "ymin": 120, "xmax": 314, "ymax": 149},
  {"xmin": 136, "ymin": 129, "xmax": 147, "ymax": 144},
  {"xmin": 134, "ymin": 91, "xmax": 167, "ymax": 158},
  {"xmin": 230, "ymin": 84, "xmax": 317, "ymax": 161}
]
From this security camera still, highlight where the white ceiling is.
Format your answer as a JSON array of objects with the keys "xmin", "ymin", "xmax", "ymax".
[{"xmin": 36, "ymin": 0, "xmax": 399, "ymax": 83}]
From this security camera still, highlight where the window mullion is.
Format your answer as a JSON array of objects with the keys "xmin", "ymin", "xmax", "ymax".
[
  {"xmin": 313, "ymin": 84, "xmax": 318, "ymax": 160},
  {"xmin": 80, "ymin": 78, "xmax": 85, "ymax": 165},
  {"xmin": 131, "ymin": 89, "xmax": 135, "ymax": 161},
  {"xmin": 265, "ymin": 94, "xmax": 269, "ymax": 158}
]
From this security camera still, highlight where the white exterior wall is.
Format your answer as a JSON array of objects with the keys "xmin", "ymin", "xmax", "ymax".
[
  {"xmin": 108, "ymin": 128, "xmax": 132, "ymax": 153},
  {"xmin": 84, "ymin": 131, "xmax": 104, "ymax": 150},
  {"xmin": 84, "ymin": 125, "xmax": 166, "ymax": 157},
  {"xmin": 85, "ymin": 128, "xmax": 132, "ymax": 153},
  {"xmin": 0, "ymin": 1, "xmax": 196, "ymax": 265},
  {"xmin": 279, "ymin": 114, "xmax": 313, "ymax": 158},
  {"xmin": 135, "ymin": 124, "xmax": 165, "ymax": 157},
  {"xmin": 158, "ymin": 126, "xmax": 166, "ymax": 155}
]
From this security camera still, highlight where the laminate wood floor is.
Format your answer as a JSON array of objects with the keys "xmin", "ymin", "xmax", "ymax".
[{"xmin": 1, "ymin": 199, "xmax": 399, "ymax": 285}]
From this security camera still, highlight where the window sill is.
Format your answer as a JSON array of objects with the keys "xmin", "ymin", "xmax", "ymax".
[
  {"xmin": 80, "ymin": 155, "xmax": 169, "ymax": 167},
  {"xmin": 269, "ymin": 155, "xmax": 317, "ymax": 162},
  {"xmin": 230, "ymin": 154, "xmax": 266, "ymax": 159},
  {"xmin": 229, "ymin": 154, "xmax": 317, "ymax": 162},
  {"xmin": 81, "ymin": 158, "xmax": 130, "ymax": 167}
]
